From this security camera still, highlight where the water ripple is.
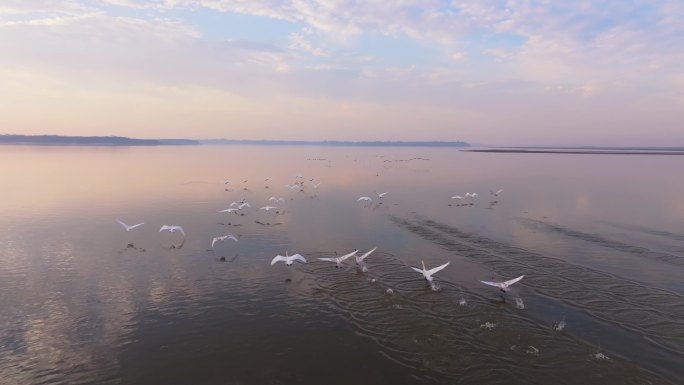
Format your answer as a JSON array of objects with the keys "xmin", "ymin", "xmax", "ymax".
[
  {"xmin": 293, "ymin": 247, "xmax": 677, "ymax": 384},
  {"xmin": 389, "ymin": 216, "xmax": 683, "ymax": 381}
]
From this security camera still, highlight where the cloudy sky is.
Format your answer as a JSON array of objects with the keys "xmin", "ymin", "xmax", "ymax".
[{"xmin": 0, "ymin": 0, "xmax": 682, "ymax": 145}]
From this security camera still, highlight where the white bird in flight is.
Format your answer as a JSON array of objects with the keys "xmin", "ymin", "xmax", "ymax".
[
  {"xmin": 116, "ymin": 219, "xmax": 144, "ymax": 232},
  {"xmin": 218, "ymin": 208, "xmax": 239, "ymax": 213},
  {"xmin": 354, "ymin": 247, "xmax": 377, "ymax": 265},
  {"xmin": 376, "ymin": 191, "xmax": 388, "ymax": 198},
  {"xmin": 269, "ymin": 196, "xmax": 285, "ymax": 203},
  {"xmin": 318, "ymin": 250, "xmax": 358, "ymax": 268},
  {"xmin": 357, "ymin": 196, "xmax": 373, "ymax": 203},
  {"xmin": 211, "ymin": 234, "xmax": 238, "ymax": 248},
  {"xmin": 159, "ymin": 225, "xmax": 185, "ymax": 236},
  {"xmin": 481, "ymin": 275, "xmax": 524, "ymax": 293},
  {"xmin": 491, "ymin": 189, "xmax": 503, "ymax": 196},
  {"xmin": 260, "ymin": 206, "xmax": 277, "ymax": 211},
  {"xmin": 271, "ymin": 252, "xmax": 307, "ymax": 266},
  {"xmin": 237, "ymin": 202, "xmax": 251, "ymax": 210},
  {"xmin": 411, "ymin": 261, "xmax": 450, "ymax": 283}
]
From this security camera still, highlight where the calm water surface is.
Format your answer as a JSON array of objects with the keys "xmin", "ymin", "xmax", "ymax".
[{"xmin": 1, "ymin": 145, "xmax": 683, "ymax": 384}]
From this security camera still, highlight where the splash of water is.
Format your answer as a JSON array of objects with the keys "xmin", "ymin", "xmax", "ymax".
[
  {"xmin": 480, "ymin": 322, "xmax": 496, "ymax": 330},
  {"xmin": 553, "ymin": 319, "xmax": 566, "ymax": 332},
  {"xmin": 511, "ymin": 345, "xmax": 540, "ymax": 355},
  {"xmin": 385, "ymin": 288, "xmax": 394, "ymax": 295},
  {"xmin": 458, "ymin": 298, "xmax": 467, "ymax": 306},
  {"xmin": 430, "ymin": 282, "xmax": 440, "ymax": 291},
  {"xmin": 514, "ymin": 297, "xmax": 525, "ymax": 309},
  {"xmin": 592, "ymin": 352, "xmax": 611, "ymax": 361},
  {"xmin": 525, "ymin": 346, "xmax": 539, "ymax": 355}
]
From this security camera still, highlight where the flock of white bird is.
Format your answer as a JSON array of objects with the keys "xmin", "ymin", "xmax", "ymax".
[
  {"xmin": 116, "ymin": 175, "xmax": 522, "ymax": 298},
  {"xmin": 269, "ymin": 246, "xmax": 523, "ymax": 295}
]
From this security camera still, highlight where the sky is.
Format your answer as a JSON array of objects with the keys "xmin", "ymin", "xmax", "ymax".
[{"xmin": 0, "ymin": 0, "xmax": 682, "ymax": 146}]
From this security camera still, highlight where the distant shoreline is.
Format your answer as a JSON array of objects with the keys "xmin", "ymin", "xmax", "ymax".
[
  {"xmin": 465, "ymin": 148, "xmax": 684, "ymax": 155},
  {"xmin": 0, "ymin": 135, "xmax": 196, "ymax": 146},
  {"xmin": 0, "ymin": 135, "xmax": 470, "ymax": 148},
  {"xmin": 199, "ymin": 139, "xmax": 470, "ymax": 147}
]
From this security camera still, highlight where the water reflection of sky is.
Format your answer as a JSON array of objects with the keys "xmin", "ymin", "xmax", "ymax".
[{"xmin": 1, "ymin": 146, "xmax": 683, "ymax": 383}]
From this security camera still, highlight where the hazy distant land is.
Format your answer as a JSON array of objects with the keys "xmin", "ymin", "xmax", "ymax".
[
  {"xmin": 199, "ymin": 139, "xmax": 470, "ymax": 147},
  {"xmin": 5, "ymin": 136, "xmax": 683, "ymax": 153},
  {"xmin": 0, "ymin": 135, "xmax": 198, "ymax": 146},
  {"xmin": 0, "ymin": 135, "xmax": 470, "ymax": 147},
  {"xmin": 466, "ymin": 147, "xmax": 684, "ymax": 155}
]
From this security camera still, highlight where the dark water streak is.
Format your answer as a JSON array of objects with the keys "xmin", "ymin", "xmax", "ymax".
[{"xmin": 390, "ymin": 215, "xmax": 683, "ymax": 381}]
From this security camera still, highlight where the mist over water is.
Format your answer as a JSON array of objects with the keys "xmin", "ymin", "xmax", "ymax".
[{"xmin": 1, "ymin": 145, "xmax": 683, "ymax": 384}]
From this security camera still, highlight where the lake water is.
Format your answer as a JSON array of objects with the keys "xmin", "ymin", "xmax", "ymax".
[{"xmin": 1, "ymin": 145, "xmax": 683, "ymax": 384}]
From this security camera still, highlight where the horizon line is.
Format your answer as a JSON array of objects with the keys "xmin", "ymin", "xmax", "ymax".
[{"xmin": 0, "ymin": 134, "xmax": 471, "ymax": 147}]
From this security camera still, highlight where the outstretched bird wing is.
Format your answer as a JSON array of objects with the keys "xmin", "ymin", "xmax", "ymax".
[
  {"xmin": 291, "ymin": 254, "xmax": 307, "ymax": 263},
  {"xmin": 159, "ymin": 225, "xmax": 171, "ymax": 232},
  {"xmin": 410, "ymin": 266, "xmax": 425, "ymax": 275},
  {"xmin": 426, "ymin": 261, "xmax": 450, "ymax": 277},
  {"xmin": 338, "ymin": 250, "xmax": 358, "ymax": 262},
  {"xmin": 357, "ymin": 247, "xmax": 377, "ymax": 262},
  {"xmin": 317, "ymin": 257, "xmax": 337, "ymax": 262},
  {"xmin": 116, "ymin": 219, "xmax": 129, "ymax": 230},
  {"xmin": 271, "ymin": 255, "xmax": 287, "ymax": 265},
  {"xmin": 502, "ymin": 275, "xmax": 524, "ymax": 288},
  {"xmin": 480, "ymin": 280, "xmax": 504, "ymax": 288}
]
